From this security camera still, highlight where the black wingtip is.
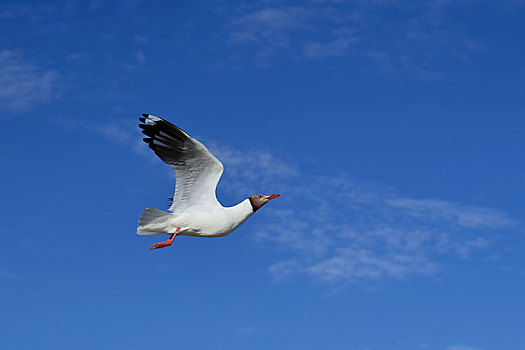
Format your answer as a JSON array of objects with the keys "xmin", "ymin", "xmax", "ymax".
[
  {"xmin": 139, "ymin": 117, "xmax": 146, "ymax": 123},
  {"xmin": 142, "ymin": 113, "xmax": 149, "ymax": 118},
  {"xmin": 143, "ymin": 137, "xmax": 152, "ymax": 143}
]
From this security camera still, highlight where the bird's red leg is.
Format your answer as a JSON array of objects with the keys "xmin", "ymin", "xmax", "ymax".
[{"xmin": 150, "ymin": 227, "xmax": 181, "ymax": 250}]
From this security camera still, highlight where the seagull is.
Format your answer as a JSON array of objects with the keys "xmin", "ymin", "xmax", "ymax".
[{"xmin": 137, "ymin": 114, "xmax": 280, "ymax": 250}]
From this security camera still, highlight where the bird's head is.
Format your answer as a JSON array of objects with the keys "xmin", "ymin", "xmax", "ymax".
[{"xmin": 249, "ymin": 193, "xmax": 280, "ymax": 212}]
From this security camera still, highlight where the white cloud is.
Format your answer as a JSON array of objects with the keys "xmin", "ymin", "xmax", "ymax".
[
  {"xmin": 0, "ymin": 269, "xmax": 16, "ymax": 280},
  {"xmin": 227, "ymin": 7, "xmax": 312, "ymax": 46},
  {"xmin": 268, "ymin": 259, "xmax": 302, "ymax": 281},
  {"xmin": 208, "ymin": 142, "xmax": 298, "ymax": 195},
  {"xmin": 0, "ymin": 50, "xmax": 59, "ymax": 112},
  {"xmin": 306, "ymin": 248, "xmax": 438, "ymax": 282},
  {"xmin": 386, "ymin": 198, "xmax": 513, "ymax": 229},
  {"xmin": 136, "ymin": 50, "xmax": 146, "ymax": 63},
  {"xmin": 54, "ymin": 116, "xmax": 148, "ymax": 156},
  {"xmin": 223, "ymin": 1, "xmax": 488, "ymax": 77},
  {"xmin": 304, "ymin": 36, "xmax": 358, "ymax": 59},
  {"xmin": 447, "ymin": 345, "xmax": 480, "ymax": 350},
  {"xmin": 227, "ymin": 167, "xmax": 514, "ymax": 285}
]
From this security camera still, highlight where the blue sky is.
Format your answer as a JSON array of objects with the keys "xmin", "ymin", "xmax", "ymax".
[{"xmin": 1, "ymin": 1, "xmax": 524, "ymax": 349}]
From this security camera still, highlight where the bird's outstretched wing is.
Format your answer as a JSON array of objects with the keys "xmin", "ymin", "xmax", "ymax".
[{"xmin": 139, "ymin": 114, "xmax": 224, "ymax": 213}]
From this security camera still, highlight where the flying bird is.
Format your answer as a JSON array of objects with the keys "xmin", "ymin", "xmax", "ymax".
[{"xmin": 137, "ymin": 114, "xmax": 280, "ymax": 250}]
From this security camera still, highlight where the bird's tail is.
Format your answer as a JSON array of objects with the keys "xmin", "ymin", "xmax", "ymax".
[{"xmin": 137, "ymin": 207, "xmax": 172, "ymax": 235}]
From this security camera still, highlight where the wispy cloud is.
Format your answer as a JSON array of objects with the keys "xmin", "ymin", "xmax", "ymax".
[
  {"xmin": 258, "ymin": 174, "xmax": 513, "ymax": 284},
  {"xmin": 237, "ymin": 326, "xmax": 267, "ymax": 335},
  {"xmin": 223, "ymin": 1, "xmax": 489, "ymax": 77},
  {"xmin": 53, "ymin": 116, "xmax": 148, "ymax": 156},
  {"xmin": 447, "ymin": 345, "xmax": 480, "ymax": 350},
  {"xmin": 0, "ymin": 1, "xmax": 76, "ymax": 22},
  {"xmin": 0, "ymin": 50, "xmax": 60, "ymax": 112},
  {"xmin": 306, "ymin": 248, "xmax": 438, "ymax": 283},
  {"xmin": 227, "ymin": 7, "xmax": 312, "ymax": 46},
  {"xmin": 304, "ymin": 35, "xmax": 359, "ymax": 59},
  {"xmin": 208, "ymin": 147, "xmax": 515, "ymax": 285},
  {"xmin": 387, "ymin": 198, "xmax": 513, "ymax": 229},
  {"xmin": 224, "ymin": 6, "xmax": 315, "ymax": 66},
  {"xmin": 208, "ymin": 142, "xmax": 298, "ymax": 195},
  {"xmin": 0, "ymin": 269, "xmax": 17, "ymax": 280}
]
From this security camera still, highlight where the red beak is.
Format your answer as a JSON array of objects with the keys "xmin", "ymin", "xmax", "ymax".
[{"xmin": 266, "ymin": 194, "xmax": 281, "ymax": 201}]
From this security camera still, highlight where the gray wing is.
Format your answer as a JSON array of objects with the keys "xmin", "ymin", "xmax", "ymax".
[{"xmin": 139, "ymin": 114, "xmax": 224, "ymax": 213}]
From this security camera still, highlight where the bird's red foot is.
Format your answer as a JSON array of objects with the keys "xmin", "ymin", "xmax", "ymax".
[{"xmin": 150, "ymin": 228, "xmax": 180, "ymax": 250}]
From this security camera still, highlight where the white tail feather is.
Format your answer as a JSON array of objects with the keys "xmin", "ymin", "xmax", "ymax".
[{"xmin": 137, "ymin": 207, "xmax": 171, "ymax": 235}]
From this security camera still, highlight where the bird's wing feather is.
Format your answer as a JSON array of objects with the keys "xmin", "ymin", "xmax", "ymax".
[{"xmin": 139, "ymin": 114, "xmax": 224, "ymax": 212}]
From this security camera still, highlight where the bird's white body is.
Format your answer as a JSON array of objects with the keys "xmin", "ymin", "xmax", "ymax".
[{"xmin": 138, "ymin": 199, "xmax": 254, "ymax": 238}]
